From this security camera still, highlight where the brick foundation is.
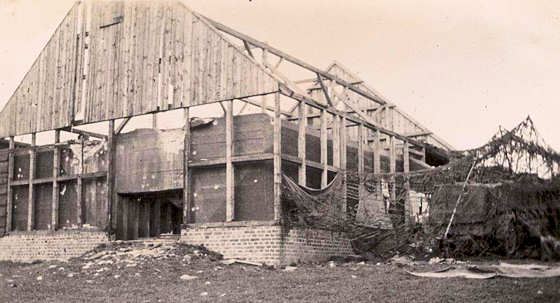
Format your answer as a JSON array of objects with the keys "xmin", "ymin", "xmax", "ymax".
[
  {"xmin": 181, "ymin": 222, "xmax": 353, "ymax": 266},
  {"xmin": 0, "ymin": 230, "xmax": 109, "ymax": 262}
]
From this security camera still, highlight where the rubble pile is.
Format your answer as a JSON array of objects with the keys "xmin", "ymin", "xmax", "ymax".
[{"xmin": 75, "ymin": 241, "xmax": 223, "ymax": 274}]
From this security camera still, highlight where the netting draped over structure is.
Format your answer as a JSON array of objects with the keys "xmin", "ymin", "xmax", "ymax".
[{"xmin": 281, "ymin": 117, "xmax": 560, "ymax": 260}]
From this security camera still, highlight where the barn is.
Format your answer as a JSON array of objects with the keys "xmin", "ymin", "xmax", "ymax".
[{"xmin": 0, "ymin": 0, "xmax": 453, "ymax": 265}]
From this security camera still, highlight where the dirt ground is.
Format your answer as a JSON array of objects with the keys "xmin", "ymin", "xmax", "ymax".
[{"xmin": 1, "ymin": 243, "xmax": 559, "ymax": 303}]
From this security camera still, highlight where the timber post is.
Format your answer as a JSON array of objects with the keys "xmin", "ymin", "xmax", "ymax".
[
  {"xmin": 107, "ymin": 120, "xmax": 115, "ymax": 233},
  {"xmin": 51, "ymin": 130, "xmax": 60, "ymax": 230},
  {"xmin": 273, "ymin": 90, "xmax": 282, "ymax": 222},
  {"xmin": 183, "ymin": 107, "xmax": 192, "ymax": 224},
  {"xmin": 27, "ymin": 133, "xmax": 36, "ymax": 231},
  {"xmin": 6, "ymin": 136, "xmax": 14, "ymax": 232}
]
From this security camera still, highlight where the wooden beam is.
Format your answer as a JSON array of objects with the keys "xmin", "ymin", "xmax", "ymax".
[
  {"xmin": 76, "ymin": 135, "xmax": 84, "ymax": 226},
  {"xmin": 65, "ymin": 127, "xmax": 107, "ymax": 140},
  {"xmin": 27, "ymin": 133, "xmax": 36, "ymax": 231},
  {"xmin": 238, "ymin": 97, "xmax": 293, "ymax": 117},
  {"xmin": 403, "ymin": 142, "xmax": 410, "ymax": 224},
  {"xmin": 340, "ymin": 116, "xmax": 347, "ymax": 213},
  {"xmin": 203, "ymin": 14, "xmax": 387, "ymax": 106},
  {"xmin": 332, "ymin": 115, "xmax": 340, "ymax": 168},
  {"xmin": 51, "ymin": 130, "xmax": 60, "ymax": 230},
  {"xmin": 219, "ymin": 102, "xmax": 227, "ymax": 117},
  {"xmin": 237, "ymin": 99, "xmax": 250, "ymax": 115},
  {"xmin": 183, "ymin": 108, "xmax": 192, "ymax": 224},
  {"xmin": 374, "ymin": 129, "xmax": 381, "ymax": 199},
  {"xmin": 298, "ymin": 102, "xmax": 307, "ymax": 186},
  {"xmin": 152, "ymin": 113, "xmax": 158, "ymax": 129},
  {"xmin": 272, "ymin": 57, "xmax": 283, "ymax": 72},
  {"xmin": 278, "ymin": 84, "xmax": 425, "ymax": 149},
  {"xmin": 320, "ymin": 109, "xmax": 328, "ymax": 187},
  {"xmin": 115, "ymin": 117, "xmax": 132, "ymax": 135},
  {"xmin": 107, "ymin": 120, "xmax": 115, "ymax": 232},
  {"xmin": 189, "ymin": 153, "xmax": 274, "ymax": 168},
  {"xmin": 6, "ymin": 136, "xmax": 14, "ymax": 232},
  {"xmin": 243, "ymin": 40, "xmax": 254, "ymax": 58},
  {"xmin": 317, "ymin": 74, "xmax": 333, "ymax": 106},
  {"xmin": 225, "ymin": 100, "xmax": 235, "ymax": 222},
  {"xmin": 273, "ymin": 91, "xmax": 282, "ymax": 222},
  {"xmin": 389, "ymin": 135, "xmax": 396, "ymax": 204},
  {"xmin": 405, "ymin": 131, "xmax": 433, "ymax": 138},
  {"xmin": 358, "ymin": 123, "xmax": 364, "ymax": 176}
]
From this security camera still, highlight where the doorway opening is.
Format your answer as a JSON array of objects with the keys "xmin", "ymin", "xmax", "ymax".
[{"xmin": 116, "ymin": 190, "xmax": 183, "ymax": 240}]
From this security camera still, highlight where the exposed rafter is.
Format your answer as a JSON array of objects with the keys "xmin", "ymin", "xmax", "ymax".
[
  {"xmin": 202, "ymin": 15, "xmax": 387, "ymax": 106},
  {"xmin": 316, "ymin": 74, "xmax": 333, "ymax": 107}
]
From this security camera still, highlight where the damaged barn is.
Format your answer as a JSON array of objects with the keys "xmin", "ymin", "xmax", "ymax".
[{"xmin": 0, "ymin": 0, "xmax": 517, "ymax": 266}]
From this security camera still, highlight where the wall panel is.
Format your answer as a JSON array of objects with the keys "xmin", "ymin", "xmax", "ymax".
[{"xmin": 0, "ymin": 1, "xmax": 278, "ymax": 138}]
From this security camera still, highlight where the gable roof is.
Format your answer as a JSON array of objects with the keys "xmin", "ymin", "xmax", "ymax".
[{"xmin": 0, "ymin": 0, "xmax": 280, "ymax": 138}]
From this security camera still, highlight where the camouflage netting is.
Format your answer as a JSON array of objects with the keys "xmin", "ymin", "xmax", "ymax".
[{"xmin": 281, "ymin": 117, "xmax": 560, "ymax": 260}]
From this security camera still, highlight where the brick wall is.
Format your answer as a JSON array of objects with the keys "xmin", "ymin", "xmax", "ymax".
[
  {"xmin": 181, "ymin": 223, "xmax": 353, "ymax": 266},
  {"xmin": 0, "ymin": 230, "xmax": 108, "ymax": 262},
  {"xmin": 282, "ymin": 229, "xmax": 353, "ymax": 265}
]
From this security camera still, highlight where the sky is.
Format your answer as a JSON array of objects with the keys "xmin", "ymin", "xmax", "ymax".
[{"xmin": 1, "ymin": 0, "xmax": 559, "ymax": 150}]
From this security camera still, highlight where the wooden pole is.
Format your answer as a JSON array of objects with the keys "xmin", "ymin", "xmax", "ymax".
[
  {"xmin": 183, "ymin": 108, "xmax": 192, "ymax": 224},
  {"xmin": 107, "ymin": 121, "xmax": 115, "ymax": 233},
  {"xmin": 51, "ymin": 130, "xmax": 60, "ymax": 230},
  {"xmin": 6, "ymin": 136, "xmax": 14, "ymax": 232},
  {"xmin": 403, "ymin": 142, "xmax": 410, "ymax": 224},
  {"xmin": 225, "ymin": 100, "xmax": 235, "ymax": 222},
  {"xmin": 320, "ymin": 109, "xmax": 328, "ymax": 187},
  {"xmin": 332, "ymin": 115, "xmax": 340, "ymax": 168},
  {"xmin": 76, "ymin": 135, "xmax": 84, "ymax": 226},
  {"xmin": 340, "ymin": 116, "xmax": 347, "ymax": 213},
  {"xmin": 389, "ymin": 135, "xmax": 396, "ymax": 207},
  {"xmin": 298, "ymin": 102, "xmax": 307, "ymax": 186},
  {"xmin": 358, "ymin": 124, "xmax": 364, "ymax": 176},
  {"xmin": 27, "ymin": 133, "xmax": 36, "ymax": 231},
  {"xmin": 152, "ymin": 113, "xmax": 158, "ymax": 129},
  {"xmin": 358, "ymin": 124, "xmax": 364, "ymax": 205},
  {"xmin": 374, "ymin": 129, "xmax": 381, "ymax": 200},
  {"xmin": 273, "ymin": 91, "xmax": 282, "ymax": 222}
]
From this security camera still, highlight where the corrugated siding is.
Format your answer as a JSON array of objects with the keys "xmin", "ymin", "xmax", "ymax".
[{"xmin": 0, "ymin": 1, "xmax": 278, "ymax": 138}]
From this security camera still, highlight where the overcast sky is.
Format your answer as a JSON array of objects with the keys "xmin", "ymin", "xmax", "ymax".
[{"xmin": 1, "ymin": 0, "xmax": 559, "ymax": 150}]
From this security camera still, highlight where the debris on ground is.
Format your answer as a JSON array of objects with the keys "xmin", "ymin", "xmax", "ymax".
[
  {"xmin": 407, "ymin": 262, "xmax": 560, "ymax": 279},
  {"xmin": 220, "ymin": 259, "xmax": 263, "ymax": 267},
  {"xmin": 390, "ymin": 255, "xmax": 414, "ymax": 267}
]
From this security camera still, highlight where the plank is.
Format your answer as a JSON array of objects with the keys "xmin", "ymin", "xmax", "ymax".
[
  {"xmin": 273, "ymin": 91, "xmax": 281, "ymax": 221},
  {"xmin": 389, "ymin": 135, "xmax": 396, "ymax": 203},
  {"xmin": 27, "ymin": 133, "xmax": 36, "ymax": 230},
  {"xmin": 374, "ymin": 129, "xmax": 381, "ymax": 199},
  {"xmin": 320, "ymin": 109, "xmax": 328, "ymax": 187},
  {"xmin": 183, "ymin": 108, "xmax": 191, "ymax": 223},
  {"xmin": 76, "ymin": 136, "xmax": 83, "ymax": 225},
  {"xmin": 403, "ymin": 142, "xmax": 410, "ymax": 223},
  {"xmin": 358, "ymin": 123, "xmax": 364, "ymax": 176},
  {"xmin": 332, "ymin": 115, "xmax": 340, "ymax": 168},
  {"xmin": 51, "ymin": 130, "xmax": 60, "ymax": 230},
  {"xmin": 6, "ymin": 137, "xmax": 14, "ymax": 231},
  {"xmin": 298, "ymin": 102, "xmax": 307, "ymax": 186},
  {"xmin": 340, "ymin": 116, "xmax": 347, "ymax": 213},
  {"xmin": 225, "ymin": 100, "xmax": 234, "ymax": 221},
  {"xmin": 107, "ymin": 120, "xmax": 115, "ymax": 231}
]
